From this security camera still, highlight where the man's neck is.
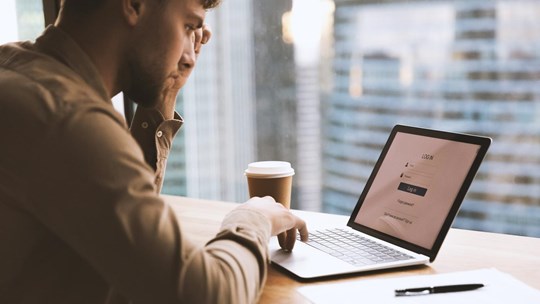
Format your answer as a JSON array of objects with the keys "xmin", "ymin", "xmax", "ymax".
[{"xmin": 55, "ymin": 16, "xmax": 125, "ymax": 98}]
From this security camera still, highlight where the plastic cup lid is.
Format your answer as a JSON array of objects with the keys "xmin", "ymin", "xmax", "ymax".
[{"xmin": 244, "ymin": 161, "xmax": 295, "ymax": 178}]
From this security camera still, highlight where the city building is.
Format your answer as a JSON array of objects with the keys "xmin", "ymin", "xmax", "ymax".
[
  {"xmin": 323, "ymin": 0, "xmax": 540, "ymax": 236},
  {"xmin": 162, "ymin": 0, "xmax": 300, "ymax": 206}
]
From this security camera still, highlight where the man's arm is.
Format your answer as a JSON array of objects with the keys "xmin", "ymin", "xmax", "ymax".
[{"xmin": 27, "ymin": 107, "xmax": 284, "ymax": 303}]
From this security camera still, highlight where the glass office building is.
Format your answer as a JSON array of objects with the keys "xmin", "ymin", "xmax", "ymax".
[
  {"xmin": 323, "ymin": 0, "xmax": 540, "ymax": 236},
  {"xmin": 14, "ymin": 0, "xmax": 43, "ymax": 40},
  {"xmin": 163, "ymin": 0, "xmax": 540, "ymax": 237},
  {"xmin": 163, "ymin": 0, "xmax": 258, "ymax": 202},
  {"xmin": 163, "ymin": 0, "xmax": 299, "ymax": 205}
]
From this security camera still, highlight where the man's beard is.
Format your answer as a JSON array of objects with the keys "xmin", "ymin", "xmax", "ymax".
[{"xmin": 123, "ymin": 55, "xmax": 165, "ymax": 109}]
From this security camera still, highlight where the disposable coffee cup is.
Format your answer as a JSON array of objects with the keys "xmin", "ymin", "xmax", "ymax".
[{"xmin": 245, "ymin": 161, "xmax": 295, "ymax": 208}]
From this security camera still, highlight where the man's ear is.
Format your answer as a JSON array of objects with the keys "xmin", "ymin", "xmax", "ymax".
[{"xmin": 122, "ymin": 0, "xmax": 145, "ymax": 26}]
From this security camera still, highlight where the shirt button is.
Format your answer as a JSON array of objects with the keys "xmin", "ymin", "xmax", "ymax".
[
  {"xmin": 157, "ymin": 130, "xmax": 163, "ymax": 138},
  {"xmin": 141, "ymin": 122, "xmax": 149, "ymax": 129}
]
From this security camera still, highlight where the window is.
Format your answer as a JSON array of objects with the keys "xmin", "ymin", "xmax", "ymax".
[
  {"xmin": 2, "ymin": 0, "xmax": 538, "ymax": 238},
  {"xmin": 0, "ymin": 0, "xmax": 43, "ymax": 44},
  {"xmin": 163, "ymin": 0, "xmax": 540, "ymax": 238}
]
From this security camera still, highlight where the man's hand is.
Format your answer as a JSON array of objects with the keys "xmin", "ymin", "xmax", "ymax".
[
  {"xmin": 157, "ymin": 24, "xmax": 212, "ymax": 120},
  {"xmin": 237, "ymin": 196, "xmax": 309, "ymax": 251},
  {"xmin": 194, "ymin": 24, "xmax": 212, "ymax": 54}
]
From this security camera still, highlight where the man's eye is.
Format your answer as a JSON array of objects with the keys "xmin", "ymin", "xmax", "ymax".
[{"xmin": 185, "ymin": 25, "xmax": 195, "ymax": 32}]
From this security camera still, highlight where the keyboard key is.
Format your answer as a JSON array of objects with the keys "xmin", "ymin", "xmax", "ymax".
[{"xmin": 303, "ymin": 228, "xmax": 414, "ymax": 266}]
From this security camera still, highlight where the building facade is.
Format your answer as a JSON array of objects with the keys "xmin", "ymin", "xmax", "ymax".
[
  {"xmin": 162, "ymin": 0, "xmax": 300, "ymax": 206},
  {"xmin": 323, "ymin": 0, "xmax": 540, "ymax": 236}
]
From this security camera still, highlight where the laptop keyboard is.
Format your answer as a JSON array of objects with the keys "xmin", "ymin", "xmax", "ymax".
[{"xmin": 301, "ymin": 228, "xmax": 414, "ymax": 266}]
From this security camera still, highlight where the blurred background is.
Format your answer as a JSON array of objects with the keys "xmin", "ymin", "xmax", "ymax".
[{"xmin": 2, "ymin": 0, "xmax": 540, "ymax": 237}]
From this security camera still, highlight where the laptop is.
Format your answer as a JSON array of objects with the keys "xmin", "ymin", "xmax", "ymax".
[{"xmin": 269, "ymin": 124, "xmax": 491, "ymax": 279}]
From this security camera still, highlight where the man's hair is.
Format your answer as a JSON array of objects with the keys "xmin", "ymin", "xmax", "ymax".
[
  {"xmin": 61, "ymin": 0, "xmax": 221, "ymax": 13},
  {"xmin": 158, "ymin": 0, "xmax": 222, "ymax": 10},
  {"xmin": 201, "ymin": 0, "xmax": 221, "ymax": 9}
]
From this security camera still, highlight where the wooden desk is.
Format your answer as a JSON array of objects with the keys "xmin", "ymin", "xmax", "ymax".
[{"xmin": 163, "ymin": 195, "xmax": 540, "ymax": 303}]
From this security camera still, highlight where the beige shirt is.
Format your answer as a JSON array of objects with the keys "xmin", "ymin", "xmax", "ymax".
[{"xmin": 0, "ymin": 26, "xmax": 271, "ymax": 304}]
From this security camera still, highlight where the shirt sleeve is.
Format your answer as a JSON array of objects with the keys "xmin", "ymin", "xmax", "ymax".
[
  {"xmin": 129, "ymin": 106, "xmax": 183, "ymax": 193},
  {"xmin": 26, "ymin": 106, "xmax": 271, "ymax": 304}
]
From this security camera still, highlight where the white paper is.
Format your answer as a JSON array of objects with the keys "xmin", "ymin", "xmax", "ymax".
[{"xmin": 297, "ymin": 269, "xmax": 540, "ymax": 304}]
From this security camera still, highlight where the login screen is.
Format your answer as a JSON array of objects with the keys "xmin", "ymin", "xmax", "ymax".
[{"xmin": 354, "ymin": 132, "xmax": 480, "ymax": 249}]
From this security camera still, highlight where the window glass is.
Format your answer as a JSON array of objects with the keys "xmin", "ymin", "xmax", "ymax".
[
  {"xmin": 163, "ymin": 0, "xmax": 540, "ymax": 238},
  {"xmin": 0, "ymin": 0, "xmax": 43, "ymax": 44}
]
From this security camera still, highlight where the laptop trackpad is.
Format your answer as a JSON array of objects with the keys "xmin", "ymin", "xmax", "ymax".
[{"xmin": 269, "ymin": 237, "xmax": 356, "ymax": 279}]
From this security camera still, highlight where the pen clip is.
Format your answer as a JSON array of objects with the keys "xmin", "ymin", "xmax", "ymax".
[{"xmin": 395, "ymin": 287, "xmax": 432, "ymax": 296}]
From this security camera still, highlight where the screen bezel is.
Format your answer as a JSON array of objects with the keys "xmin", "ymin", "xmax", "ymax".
[{"xmin": 346, "ymin": 124, "xmax": 491, "ymax": 262}]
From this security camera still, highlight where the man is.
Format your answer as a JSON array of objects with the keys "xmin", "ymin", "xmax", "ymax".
[{"xmin": 0, "ymin": 0, "xmax": 308, "ymax": 303}]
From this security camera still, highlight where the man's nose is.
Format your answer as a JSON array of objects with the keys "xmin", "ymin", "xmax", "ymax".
[
  {"xmin": 180, "ymin": 42, "xmax": 196, "ymax": 69},
  {"xmin": 180, "ymin": 53, "xmax": 194, "ymax": 69}
]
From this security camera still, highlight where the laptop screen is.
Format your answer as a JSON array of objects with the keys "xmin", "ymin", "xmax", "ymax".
[{"xmin": 348, "ymin": 125, "xmax": 491, "ymax": 260}]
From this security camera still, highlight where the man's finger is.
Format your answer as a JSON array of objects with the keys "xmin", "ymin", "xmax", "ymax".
[
  {"xmin": 283, "ymin": 228, "xmax": 297, "ymax": 251},
  {"xmin": 282, "ymin": 216, "xmax": 308, "ymax": 251},
  {"xmin": 201, "ymin": 24, "xmax": 212, "ymax": 44},
  {"xmin": 277, "ymin": 231, "xmax": 286, "ymax": 249},
  {"xmin": 298, "ymin": 220, "xmax": 309, "ymax": 242},
  {"xmin": 193, "ymin": 29, "xmax": 203, "ymax": 54}
]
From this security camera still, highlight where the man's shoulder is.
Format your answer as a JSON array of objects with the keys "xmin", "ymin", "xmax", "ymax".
[
  {"xmin": 0, "ymin": 41, "xmax": 119, "ymax": 123},
  {"xmin": 0, "ymin": 41, "xmax": 97, "ymax": 99}
]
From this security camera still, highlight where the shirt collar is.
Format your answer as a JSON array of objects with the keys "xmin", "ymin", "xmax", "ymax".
[{"xmin": 34, "ymin": 25, "xmax": 110, "ymax": 102}]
